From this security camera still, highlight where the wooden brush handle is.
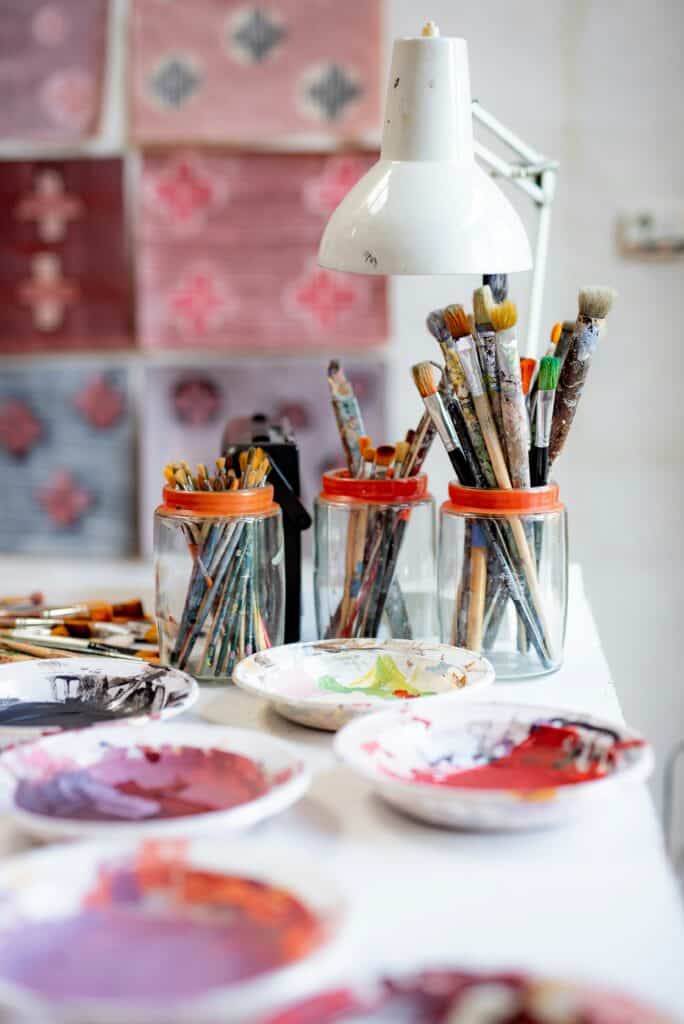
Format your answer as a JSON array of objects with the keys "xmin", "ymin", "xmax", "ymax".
[
  {"xmin": 466, "ymin": 544, "xmax": 487, "ymax": 651},
  {"xmin": 472, "ymin": 393, "xmax": 511, "ymax": 488}
]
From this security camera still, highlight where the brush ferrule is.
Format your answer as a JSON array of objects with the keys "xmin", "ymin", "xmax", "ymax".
[
  {"xmin": 572, "ymin": 320, "xmax": 601, "ymax": 362},
  {"xmin": 455, "ymin": 336, "xmax": 485, "ymax": 398},
  {"xmin": 536, "ymin": 389, "xmax": 555, "ymax": 447},
  {"xmin": 423, "ymin": 393, "xmax": 458, "ymax": 453},
  {"xmin": 494, "ymin": 328, "xmax": 520, "ymax": 377}
]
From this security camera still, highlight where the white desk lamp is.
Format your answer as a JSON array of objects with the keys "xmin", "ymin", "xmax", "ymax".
[{"xmin": 318, "ymin": 22, "xmax": 558, "ymax": 359}]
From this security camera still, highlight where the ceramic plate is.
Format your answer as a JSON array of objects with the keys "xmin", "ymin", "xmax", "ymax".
[
  {"xmin": 0, "ymin": 657, "xmax": 198, "ymax": 747},
  {"xmin": 0, "ymin": 722, "xmax": 310, "ymax": 841},
  {"xmin": 231, "ymin": 639, "xmax": 494, "ymax": 731},
  {"xmin": 0, "ymin": 838, "xmax": 342, "ymax": 1024},
  {"xmin": 335, "ymin": 701, "xmax": 653, "ymax": 830},
  {"xmin": 263, "ymin": 968, "xmax": 673, "ymax": 1022}
]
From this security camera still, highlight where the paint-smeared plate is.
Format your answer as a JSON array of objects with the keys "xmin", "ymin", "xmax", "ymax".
[
  {"xmin": 335, "ymin": 702, "xmax": 652, "ymax": 830},
  {"xmin": 0, "ymin": 722, "xmax": 310, "ymax": 841},
  {"xmin": 262, "ymin": 968, "xmax": 673, "ymax": 1023},
  {"xmin": 0, "ymin": 657, "xmax": 198, "ymax": 746},
  {"xmin": 231, "ymin": 639, "xmax": 494, "ymax": 731},
  {"xmin": 0, "ymin": 838, "xmax": 342, "ymax": 1024}
]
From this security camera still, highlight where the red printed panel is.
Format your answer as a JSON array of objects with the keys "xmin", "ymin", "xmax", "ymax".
[
  {"xmin": 130, "ymin": 0, "xmax": 382, "ymax": 145},
  {"xmin": 0, "ymin": 158, "xmax": 131, "ymax": 354},
  {"xmin": 137, "ymin": 152, "xmax": 387, "ymax": 351},
  {"xmin": 0, "ymin": 0, "xmax": 108, "ymax": 141}
]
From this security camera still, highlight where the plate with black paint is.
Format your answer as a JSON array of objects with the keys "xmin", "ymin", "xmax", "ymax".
[
  {"xmin": 1, "ymin": 722, "xmax": 310, "ymax": 841},
  {"xmin": 0, "ymin": 657, "xmax": 198, "ymax": 746}
]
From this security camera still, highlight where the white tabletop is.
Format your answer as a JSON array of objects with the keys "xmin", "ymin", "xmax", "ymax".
[{"xmin": 0, "ymin": 558, "xmax": 683, "ymax": 1017}]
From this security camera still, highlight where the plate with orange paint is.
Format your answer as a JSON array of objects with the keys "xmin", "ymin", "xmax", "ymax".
[
  {"xmin": 335, "ymin": 702, "xmax": 652, "ymax": 830},
  {"xmin": 0, "ymin": 721, "xmax": 310, "ymax": 841},
  {"xmin": 0, "ymin": 838, "xmax": 342, "ymax": 1022}
]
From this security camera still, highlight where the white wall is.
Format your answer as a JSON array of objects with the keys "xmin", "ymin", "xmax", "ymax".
[{"xmin": 387, "ymin": 0, "xmax": 684, "ymax": 845}]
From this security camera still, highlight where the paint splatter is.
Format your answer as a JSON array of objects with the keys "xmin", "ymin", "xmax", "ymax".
[
  {"xmin": 15, "ymin": 745, "xmax": 272, "ymax": 821},
  {"xmin": 317, "ymin": 654, "xmax": 464, "ymax": 701},
  {"xmin": 0, "ymin": 848, "xmax": 323, "ymax": 1004},
  {"xmin": 382, "ymin": 724, "xmax": 644, "ymax": 791}
]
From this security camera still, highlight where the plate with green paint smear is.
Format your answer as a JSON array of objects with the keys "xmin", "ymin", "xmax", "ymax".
[{"xmin": 231, "ymin": 640, "xmax": 494, "ymax": 731}]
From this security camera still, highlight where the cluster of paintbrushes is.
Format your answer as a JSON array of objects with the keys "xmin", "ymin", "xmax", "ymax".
[
  {"xmin": 326, "ymin": 361, "xmax": 436, "ymax": 639},
  {"xmin": 162, "ymin": 450, "xmax": 273, "ymax": 678},
  {"xmin": 0, "ymin": 596, "xmax": 158, "ymax": 664},
  {"xmin": 410, "ymin": 283, "xmax": 615, "ymax": 662}
]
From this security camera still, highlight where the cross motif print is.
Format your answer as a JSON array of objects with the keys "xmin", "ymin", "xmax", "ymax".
[
  {"xmin": 14, "ymin": 169, "xmax": 83, "ymax": 243},
  {"xmin": 229, "ymin": 8, "xmax": 286, "ymax": 64},
  {"xmin": 169, "ymin": 265, "xmax": 234, "ymax": 335},
  {"xmin": 301, "ymin": 63, "xmax": 363, "ymax": 122},
  {"xmin": 290, "ymin": 267, "xmax": 361, "ymax": 329},
  {"xmin": 17, "ymin": 253, "xmax": 79, "ymax": 332},
  {"xmin": 73, "ymin": 375, "xmax": 125, "ymax": 430},
  {"xmin": 149, "ymin": 54, "xmax": 203, "ymax": 109},
  {"xmin": 148, "ymin": 155, "xmax": 227, "ymax": 230},
  {"xmin": 0, "ymin": 400, "xmax": 42, "ymax": 458},
  {"xmin": 37, "ymin": 469, "xmax": 93, "ymax": 528}
]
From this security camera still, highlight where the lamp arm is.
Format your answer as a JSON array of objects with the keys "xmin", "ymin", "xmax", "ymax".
[{"xmin": 472, "ymin": 100, "xmax": 558, "ymax": 360}]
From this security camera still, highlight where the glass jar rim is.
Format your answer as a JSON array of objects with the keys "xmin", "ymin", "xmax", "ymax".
[
  {"xmin": 445, "ymin": 482, "xmax": 563, "ymax": 515},
  {"xmin": 159, "ymin": 485, "xmax": 278, "ymax": 516},
  {"xmin": 320, "ymin": 469, "xmax": 429, "ymax": 504}
]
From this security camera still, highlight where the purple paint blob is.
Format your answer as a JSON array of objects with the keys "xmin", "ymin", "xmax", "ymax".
[
  {"xmin": 0, "ymin": 908, "xmax": 297, "ymax": 1002},
  {"xmin": 15, "ymin": 745, "xmax": 273, "ymax": 821}
]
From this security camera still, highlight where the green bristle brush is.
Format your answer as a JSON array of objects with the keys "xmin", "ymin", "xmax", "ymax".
[{"xmin": 530, "ymin": 356, "xmax": 561, "ymax": 486}]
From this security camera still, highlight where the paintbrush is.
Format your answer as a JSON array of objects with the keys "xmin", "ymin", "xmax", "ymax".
[
  {"xmin": 0, "ymin": 637, "xmax": 79, "ymax": 659},
  {"xmin": 520, "ymin": 358, "xmax": 536, "ymax": 398},
  {"xmin": 473, "ymin": 285, "xmax": 505, "ymax": 441},
  {"xmin": 402, "ymin": 413, "xmax": 436, "ymax": 478},
  {"xmin": 0, "ymin": 632, "xmax": 159, "ymax": 662},
  {"xmin": 554, "ymin": 319, "xmax": 577, "ymax": 366},
  {"xmin": 491, "ymin": 300, "xmax": 532, "ymax": 489},
  {"xmin": 431, "ymin": 308, "xmax": 497, "ymax": 487},
  {"xmin": 531, "ymin": 356, "xmax": 562, "ymax": 486},
  {"xmin": 465, "ymin": 523, "xmax": 487, "ymax": 651},
  {"xmin": 549, "ymin": 287, "xmax": 616, "ymax": 464},
  {"xmin": 327, "ymin": 360, "xmax": 366, "ymax": 475},
  {"xmin": 483, "ymin": 274, "xmax": 508, "ymax": 303},
  {"xmin": 411, "ymin": 362, "xmax": 470, "ymax": 481},
  {"xmin": 528, "ymin": 322, "xmax": 562, "ymax": 427}
]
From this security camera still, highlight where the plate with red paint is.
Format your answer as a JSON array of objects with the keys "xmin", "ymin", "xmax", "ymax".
[
  {"xmin": 229, "ymin": 639, "xmax": 494, "ymax": 732},
  {"xmin": 334, "ymin": 702, "xmax": 653, "ymax": 830},
  {"xmin": 0, "ymin": 722, "xmax": 311, "ymax": 841},
  {"xmin": 262, "ymin": 968, "xmax": 673, "ymax": 1023},
  {"xmin": 0, "ymin": 838, "xmax": 343, "ymax": 1023}
]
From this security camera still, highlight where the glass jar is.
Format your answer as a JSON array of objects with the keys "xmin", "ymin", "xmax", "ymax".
[
  {"xmin": 155, "ymin": 486, "xmax": 284, "ymax": 683},
  {"xmin": 438, "ymin": 482, "xmax": 567, "ymax": 680},
  {"xmin": 314, "ymin": 470, "xmax": 436, "ymax": 640}
]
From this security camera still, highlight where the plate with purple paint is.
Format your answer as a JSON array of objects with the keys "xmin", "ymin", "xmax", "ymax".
[
  {"xmin": 230, "ymin": 639, "xmax": 494, "ymax": 731},
  {"xmin": 0, "ymin": 657, "xmax": 198, "ymax": 747},
  {"xmin": 0, "ymin": 838, "xmax": 343, "ymax": 1022},
  {"xmin": 1, "ymin": 722, "xmax": 311, "ymax": 841}
]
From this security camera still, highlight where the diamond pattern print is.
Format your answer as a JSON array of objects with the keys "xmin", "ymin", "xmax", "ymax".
[
  {"xmin": 231, "ymin": 8, "xmax": 286, "ymax": 63},
  {"xmin": 304, "ymin": 63, "xmax": 362, "ymax": 122},
  {"xmin": 149, "ymin": 55, "xmax": 202, "ymax": 109}
]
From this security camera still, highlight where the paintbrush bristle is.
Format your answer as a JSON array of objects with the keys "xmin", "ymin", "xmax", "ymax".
[
  {"xmin": 443, "ymin": 304, "xmax": 471, "ymax": 340},
  {"xmin": 490, "ymin": 300, "xmax": 518, "ymax": 332},
  {"xmin": 358, "ymin": 435, "xmax": 371, "ymax": 455},
  {"xmin": 538, "ymin": 355, "xmax": 561, "ymax": 392},
  {"xmin": 394, "ymin": 441, "xmax": 409, "ymax": 464},
  {"xmin": 473, "ymin": 285, "xmax": 494, "ymax": 327},
  {"xmin": 519, "ymin": 358, "xmax": 536, "ymax": 396},
  {"xmin": 375, "ymin": 445, "xmax": 396, "ymax": 467},
  {"xmin": 578, "ymin": 287, "xmax": 616, "ymax": 320},
  {"xmin": 425, "ymin": 310, "xmax": 451, "ymax": 344},
  {"xmin": 483, "ymin": 273, "xmax": 508, "ymax": 303},
  {"xmin": 411, "ymin": 362, "xmax": 438, "ymax": 399},
  {"xmin": 550, "ymin": 322, "xmax": 562, "ymax": 344}
]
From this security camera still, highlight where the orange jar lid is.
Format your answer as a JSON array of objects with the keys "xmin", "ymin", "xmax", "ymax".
[
  {"xmin": 158, "ymin": 485, "xmax": 278, "ymax": 517},
  {"xmin": 320, "ymin": 469, "xmax": 429, "ymax": 505},
  {"xmin": 444, "ymin": 482, "xmax": 563, "ymax": 516}
]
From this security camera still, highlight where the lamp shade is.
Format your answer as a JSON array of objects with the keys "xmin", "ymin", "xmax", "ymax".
[{"xmin": 318, "ymin": 30, "xmax": 532, "ymax": 275}]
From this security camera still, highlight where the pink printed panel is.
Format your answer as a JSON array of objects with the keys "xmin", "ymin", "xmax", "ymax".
[
  {"xmin": 130, "ymin": 0, "xmax": 381, "ymax": 145},
  {"xmin": 137, "ymin": 151, "xmax": 387, "ymax": 351},
  {"xmin": 0, "ymin": 158, "xmax": 131, "ymax": 354},
  {"xmin": 0, "ymin": 0, "xmax": 108, "ymax": 141}
]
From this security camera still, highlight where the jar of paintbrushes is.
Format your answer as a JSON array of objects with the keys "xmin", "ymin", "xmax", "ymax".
[
  {"xmin": 439, "ymin": 483, "xmax": 567, "ymax": 679},
  {"xmin": 155, "ymin": 454, "xmax": 284, "ymax": 682},
  {"xmin": 314, "ymin": 469, "xmax": 436, "ymax": 640}
]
